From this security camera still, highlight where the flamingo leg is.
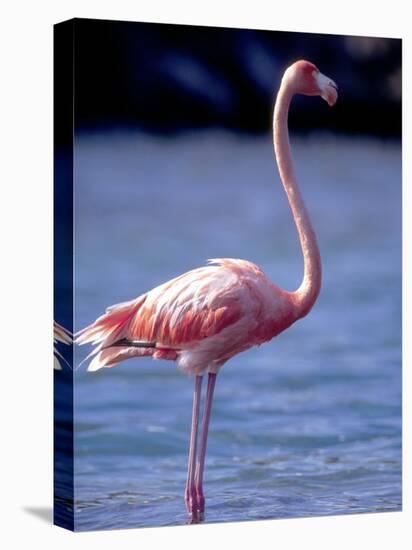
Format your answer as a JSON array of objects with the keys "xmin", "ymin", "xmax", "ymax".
[
  {"xmin": 194, "ymin": 372, "xmax": 217, "ymax": 517},
  {"xmin": 184, "ymin": 375, "xmax": 203, "ymax": 515}
]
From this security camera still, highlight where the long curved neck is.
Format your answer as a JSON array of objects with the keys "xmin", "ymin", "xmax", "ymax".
[{"xmin": 273, "ymin": 79, "xmax": 322, "ymax": 319}]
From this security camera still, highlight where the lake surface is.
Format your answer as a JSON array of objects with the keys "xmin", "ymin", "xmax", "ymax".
[{"xmin": 63, "ymin": 130, "xmax": 401, "ymax": 530}]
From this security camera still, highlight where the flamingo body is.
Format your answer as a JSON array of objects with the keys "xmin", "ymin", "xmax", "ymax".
[{"xmin": 77, "ymin": 258, "xmax": 298, "ymax": 375}]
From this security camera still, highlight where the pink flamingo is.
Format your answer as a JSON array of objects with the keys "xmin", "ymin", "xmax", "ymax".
[{"xmin": 76, "ymin": 60, "xmax": 337, "ymax": 521}]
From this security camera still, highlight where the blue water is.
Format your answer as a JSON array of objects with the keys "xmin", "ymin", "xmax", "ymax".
[{"xmin": 67, "ymin": 130, "xmax": 401, "ymax": 530}]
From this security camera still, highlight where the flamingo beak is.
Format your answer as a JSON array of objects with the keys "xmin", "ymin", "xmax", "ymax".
[{"xmin": 316, "ymin": 72, "xmax": 338, "ymax": 107}]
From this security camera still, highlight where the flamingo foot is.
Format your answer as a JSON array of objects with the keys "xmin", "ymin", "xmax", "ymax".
[
  {"xmin": 185, "ymin": 485, "xmax": 205, "ymax": 522},
  {"xmin": 187, "ymin": 509, "xmax": 204, "ymax": 524},
  {"xmin": 184, "ymin": 486, "xmax": 198, "ymax": 514},
  {"xmin": 195, "ymin": 485, "xmax": 205, "ymax": 512}
]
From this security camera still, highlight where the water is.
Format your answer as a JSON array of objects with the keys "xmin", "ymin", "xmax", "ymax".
[{"xmin": 62, "ymin": 130, "xmax": 401, "ymax": 530}]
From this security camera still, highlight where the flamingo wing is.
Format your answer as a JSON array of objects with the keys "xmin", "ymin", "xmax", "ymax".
[
  {"xmin": 131, "ymin": 262, "xmax": 244, "ymax": 347},
  {"xmin": 76, "ymin": 259, "xmax": 261, "ymax": 371}
]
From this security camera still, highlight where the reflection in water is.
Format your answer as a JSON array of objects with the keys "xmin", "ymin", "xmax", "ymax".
[{"xmin": 66, "ymin": 131, "xmax": 401, "ymax": 530}]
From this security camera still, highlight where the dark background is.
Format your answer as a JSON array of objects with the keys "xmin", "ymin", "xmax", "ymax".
[{"xmin": 73, "ymin": 18, "xmax": 401, "ymax": 137}]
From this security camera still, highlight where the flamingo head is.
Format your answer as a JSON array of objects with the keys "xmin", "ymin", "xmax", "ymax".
[{"xmin": 285, "ymin": 60, "xmax": 338, "ymax": 106}]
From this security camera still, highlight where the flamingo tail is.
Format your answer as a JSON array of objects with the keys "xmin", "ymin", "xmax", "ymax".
[
  {"xmin": 75, "ymin": 295, "xmax": 154, "ymax": 371},
  {"xmin": 76, "ymin": 297, "xmax": 143, "ymax": 345}
]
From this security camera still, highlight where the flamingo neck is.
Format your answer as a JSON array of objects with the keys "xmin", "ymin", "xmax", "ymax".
[{"xmin": 273, "ymin": 79, "xmax": 322, "ymax": 319}]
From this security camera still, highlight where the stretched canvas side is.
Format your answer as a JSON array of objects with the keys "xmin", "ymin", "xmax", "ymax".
[{"xmin": 53, "ymin": 19, "xmax": 75, "ymax": 531}]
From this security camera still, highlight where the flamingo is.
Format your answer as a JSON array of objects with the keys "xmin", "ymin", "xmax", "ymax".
[
  {"xmin": 53, "ymin": 321, "xmax": 72, "ymax": 370},
  {"xmin": 76, "ymin": 60, "xmax": 338, "ymax": 521}
]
